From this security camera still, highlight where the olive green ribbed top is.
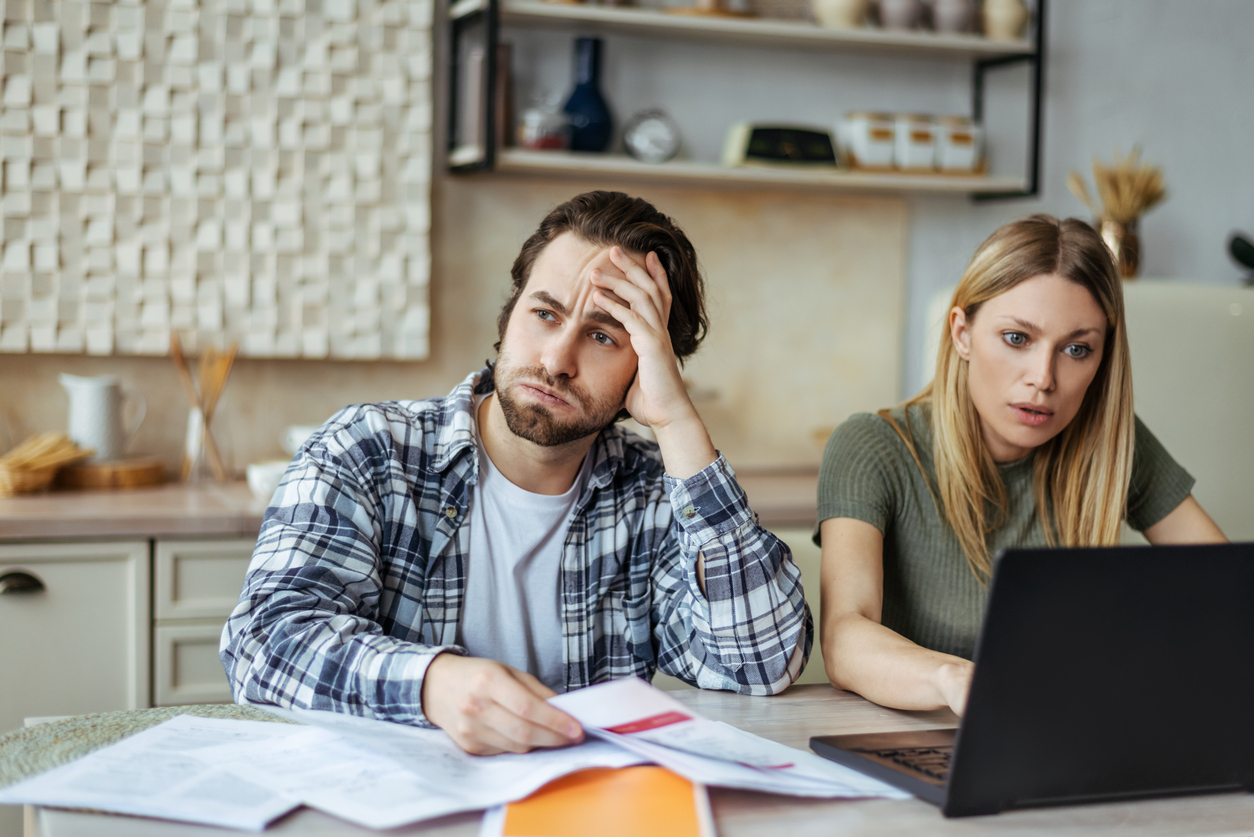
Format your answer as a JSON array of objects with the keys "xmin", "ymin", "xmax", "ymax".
[{"xmin": 815, "ymin": 403, "xmax": 1195, "ymax": 660}]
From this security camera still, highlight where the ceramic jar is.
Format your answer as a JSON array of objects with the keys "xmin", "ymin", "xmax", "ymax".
[
  {"xmin": 840, "ymin": 112, "xmax": 896, "ymax": 169},
  {"xmin": 894, "ymin": 114, "xmax": 937, "ymax": 170},
  {"xmin": 935, "ymin": 116, "xmax": 983, "ymax": 170},
  {"xmin": 877, "ymin": 0, "xmax": 923, "ymax": 29},
  {"xmin": 982, "ymin": 0, "xmax": 1029, "ymax": 40},
  {"xmin": 811, "ymin": 0, "xmax": 868, "ymax": 29},
  {"xmin": 932, "ymin": 0, "xmax": 975, "ymax": 33}
]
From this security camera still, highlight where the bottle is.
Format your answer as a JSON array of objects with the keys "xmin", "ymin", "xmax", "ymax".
[{"xmin": 563, "ymin": 37, "xmax": 613, "ymax": 153}]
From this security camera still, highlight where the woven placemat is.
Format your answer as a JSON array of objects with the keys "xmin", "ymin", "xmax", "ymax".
[{"xmin": 0, "ymin": 704, "xmax": 296, "ymax": 790}]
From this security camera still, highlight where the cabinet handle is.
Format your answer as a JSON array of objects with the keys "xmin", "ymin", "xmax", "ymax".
[{"xmin": 0, "ymin": 570, "xmax": 46, "ymax": 595}]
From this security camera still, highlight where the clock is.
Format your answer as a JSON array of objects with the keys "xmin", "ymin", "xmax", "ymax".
[{"xmin": 623, "ymin": 110, "xmax": 682, "ymax": 164}]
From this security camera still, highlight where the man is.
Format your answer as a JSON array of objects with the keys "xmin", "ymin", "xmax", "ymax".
[{"xmin": 221, "ymin": 191, "xmax": 811, "ymax": 755}]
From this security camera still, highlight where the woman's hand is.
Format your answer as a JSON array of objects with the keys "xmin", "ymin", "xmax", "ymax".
[{"xmin": 934, "ymin": 660, "xmax": 975, "ymax": 716}]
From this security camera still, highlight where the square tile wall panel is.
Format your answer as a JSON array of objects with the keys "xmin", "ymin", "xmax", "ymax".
[{"xmin": 0, "ymin": 0, "xmax": 432, "ymax": 359}]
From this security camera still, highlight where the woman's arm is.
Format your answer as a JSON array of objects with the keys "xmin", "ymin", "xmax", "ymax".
[
  {"xmin": 1142, "ymin": 494, "xmax": 1227, "ymax": 544},
  {"xmin": 820, "ymin": 516, "xmax": 972, "ymax": 715}
]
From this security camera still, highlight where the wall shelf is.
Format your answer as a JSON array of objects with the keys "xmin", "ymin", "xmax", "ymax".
[
  {"xmin": 448, "ymin": 0, "xmax": 1047, "ymax": 199},
  {"xmin": 499, "ymin": 1, "xmax": 1035, "ymax": 60},
  {"xmin": 494, "ymin": 149, "xmax": 1029, "ymax": 194}
]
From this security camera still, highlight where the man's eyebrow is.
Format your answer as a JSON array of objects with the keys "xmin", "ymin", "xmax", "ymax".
[
  {"xmin": 1003, "ymin": 316, "xmax": 1101, "ymax": 339},
  {"xmin": 529, "ymin": 290, "xmax": 567, "ymax": 315},
  {"xmin": 529, "ymin": 290, "xmax": 625, "ymax": 330}
]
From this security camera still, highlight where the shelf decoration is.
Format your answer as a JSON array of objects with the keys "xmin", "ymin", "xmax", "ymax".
[
  {"xmin": 1068, "ymin": 147, "xmax": 1167, "ymax": 280},
  {"xmin": 0, "ymin": 0, "xmax": 434, "ymax": 360},
  {"xmin": 170, "ymin": 334, "xmax": 237, "ymax": 482}
]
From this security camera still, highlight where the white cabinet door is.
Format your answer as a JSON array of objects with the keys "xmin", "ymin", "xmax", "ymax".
[
  {"xmin": 153, "ymin": 621, "xmax": 237, "ymax": 706},
  {"xmin": 0, "ymin": 541, "xmax": 150, "ymax": 738},
  {"xmin": 152, "ymin": 538, "xmax": 255, "ymax": 706}
]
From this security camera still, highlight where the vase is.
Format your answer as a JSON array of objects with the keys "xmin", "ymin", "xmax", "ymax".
[
  {"xmin": 981, "ymin": 0, "xmax": 1029, "ymax": 40},
  {"xmin": 878, "ymin": 0, "xmax": 922, "ymax": 29},
  {"xmin": 563, "ymin": 37, "xmax": 613, "ymax": 153},
  {"xmin": 811, "ymin": 0, "xmax": 867, "ymax": 28},
  {"xmin": 1099, "ymin": 218, "xmax": 1140, "ymax": 280},
  {"xmin": 933, "ymin": 0, "xmax": 974, "ymax": 32}
]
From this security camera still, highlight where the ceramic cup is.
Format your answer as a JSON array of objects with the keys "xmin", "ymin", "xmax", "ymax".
[{"xmin": 246, "ymin": 460, "xmax": 290, "ymax": 502}]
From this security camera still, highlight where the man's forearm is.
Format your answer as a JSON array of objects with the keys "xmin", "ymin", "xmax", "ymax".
[{"xmin": 650, "ymin": 409, "xmax": 718, "ymax": 480}]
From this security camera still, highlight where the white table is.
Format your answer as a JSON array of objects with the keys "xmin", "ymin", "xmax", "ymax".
[{"xmin": 27, "ymin": 685, "xmax": 1254, "ymax": 836}]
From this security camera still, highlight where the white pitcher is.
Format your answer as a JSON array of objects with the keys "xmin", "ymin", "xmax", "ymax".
[{"xmin": 59, "ymin": 374, "xmax": 146, "ymax": 462}]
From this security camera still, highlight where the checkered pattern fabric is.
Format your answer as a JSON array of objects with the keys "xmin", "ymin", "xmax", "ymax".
[{"xmin": 221, "ymin": 367, "xmax": 812, "ymax": 726}]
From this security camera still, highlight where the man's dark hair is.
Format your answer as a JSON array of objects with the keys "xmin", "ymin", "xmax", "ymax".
[{"xmin": 496, "ymin": 191, "xmax": 709, "ymax": 364}]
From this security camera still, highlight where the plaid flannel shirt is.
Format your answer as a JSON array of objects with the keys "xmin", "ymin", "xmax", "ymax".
[{"xmin": 220, "ymin": 367, "xmax": 812, "ymax": 727}]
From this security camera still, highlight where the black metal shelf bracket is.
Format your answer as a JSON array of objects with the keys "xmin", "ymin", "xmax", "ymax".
[
  {"xmin": 447, "ymin": 0, "xmax": 498, "ymax": 173},
  {"xmin": 972, "ymin": 0, "xmax": 1046, "ymax": 202}
]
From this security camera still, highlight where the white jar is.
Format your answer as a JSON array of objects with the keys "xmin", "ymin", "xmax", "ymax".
[
  {"xmin": 894, "ymin": 114, "xmax": 936, "ymax": 170},
  {"xmin": 839, "ymin": 112, "xmax": 896, "ymax": 169},
  {"xmin": 935, "ymin": 116, "xmax": 983, "ymax": 171}
]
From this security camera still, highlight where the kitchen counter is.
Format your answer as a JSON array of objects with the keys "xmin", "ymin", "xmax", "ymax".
[{"xmin": 0, "ymin": 469, "xmax": 819, "ymax": 541}]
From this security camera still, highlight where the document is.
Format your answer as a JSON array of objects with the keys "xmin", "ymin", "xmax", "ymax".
[
  {"xmin": 0, "ymin": 715, "xmax": 302, "ymax": 831},
  {"xmin": 241, "ymin": 706, "xmax": 647, "ymax": 830},
  {"xmin": 550, "ymin": 678, "xmax": 909, "ymax": 799}
]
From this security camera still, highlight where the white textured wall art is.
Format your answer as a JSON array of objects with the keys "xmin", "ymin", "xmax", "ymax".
[{"xmin": 0, "ymin": 0, "xmax": 432, "ymax": 360}]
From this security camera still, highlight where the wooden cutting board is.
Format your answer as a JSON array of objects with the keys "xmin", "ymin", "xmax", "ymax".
[{"xmin": 57, "ymin": 456, "xmax": 166, "ymax": 490}]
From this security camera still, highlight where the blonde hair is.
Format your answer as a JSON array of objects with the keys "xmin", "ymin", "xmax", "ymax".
[{"xmin": 887, "ymin": 215, "xmax": 1135, "ymax": 581}]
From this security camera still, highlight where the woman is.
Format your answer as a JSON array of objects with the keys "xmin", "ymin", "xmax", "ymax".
[{"xmin": 817, "ymin": 215, "xmax": 1226, "ymax": 716}]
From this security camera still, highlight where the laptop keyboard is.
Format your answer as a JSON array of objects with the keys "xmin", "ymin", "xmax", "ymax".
[{"xmin": 860, "ymin": 746, "xmax": 953, "ymax": 780}]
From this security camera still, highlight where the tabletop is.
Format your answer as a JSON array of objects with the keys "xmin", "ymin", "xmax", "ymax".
[{"xmin": 25, "ymin": 684, "xmax": 1254, "ymax": 837}]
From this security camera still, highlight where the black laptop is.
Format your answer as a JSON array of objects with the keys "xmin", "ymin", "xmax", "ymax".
[{"xmin": 810, "ymin": 543, "xmax": 1254, "ymax": 817}]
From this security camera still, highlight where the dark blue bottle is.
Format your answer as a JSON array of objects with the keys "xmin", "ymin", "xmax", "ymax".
[{"xmin": 563, "ymin": 37, "xmax": 613, "ymax": 153}]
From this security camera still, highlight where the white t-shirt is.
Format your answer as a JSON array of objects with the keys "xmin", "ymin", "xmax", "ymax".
[{"xmin": 458, "ymin": 402, "xmax": 590, "ymax": 692}]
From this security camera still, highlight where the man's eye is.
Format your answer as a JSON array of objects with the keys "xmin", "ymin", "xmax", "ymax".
[
  {"xmin": 592, "ymin": 332, "xmax": 612, "ymax": 345},
  {"xmin": 535, "ymin": 310, "xmax": 556, "ymax": 322},
  {"xmin": 1065, "ymin": 344, "xmax": 1091, "ymax": 358},
  {"xmin": 1002, "ymin": 332, "xmax": 1027, "ymax": 347}
]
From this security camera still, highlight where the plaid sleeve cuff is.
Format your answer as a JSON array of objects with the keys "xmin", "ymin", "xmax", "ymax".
[{"xmin": 664, "ymin": 453, "xmax": 754, "ymax": 547}]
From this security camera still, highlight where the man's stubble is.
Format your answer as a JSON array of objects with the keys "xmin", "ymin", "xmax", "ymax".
[{"xmin": 493, "ymin": 349, "xmax": 628, "ymax": 448}]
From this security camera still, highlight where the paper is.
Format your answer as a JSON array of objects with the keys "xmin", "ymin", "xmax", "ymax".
[
  {"xmin": 0, "ymin": 716, "xmax": 302, "ymax": 831},
  {"xmin": 246, "ymin": 707, "xmax": 648, "ymax": 830},
  {"xmin": 549, "ymin": 678, "xmax": 909, "ymax": 799}
]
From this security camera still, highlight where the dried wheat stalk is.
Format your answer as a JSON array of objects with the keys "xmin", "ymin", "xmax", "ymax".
[{"xmin": 1068, "ymin": 146, "xmax": 1166, "ymax": 224}]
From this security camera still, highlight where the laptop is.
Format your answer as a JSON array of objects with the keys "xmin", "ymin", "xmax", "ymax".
[{"xmin": 810, "ymin": 543, "xmax": 1254, "ymax": 817}]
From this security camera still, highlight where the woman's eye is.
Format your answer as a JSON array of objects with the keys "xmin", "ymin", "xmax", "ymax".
[
  {"xmin": 1002, "ymin": 332, "xmax": 1027, "ymax": 347},
  {"xmin": 1065, "ymin": 344, "xmax": 1091, "ymax": 358}
]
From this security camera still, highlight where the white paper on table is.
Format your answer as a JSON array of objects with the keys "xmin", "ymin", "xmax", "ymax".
[
  {"xmin": 251, "ymin": 706, "xmax": 649, "ymax": 829},
  {"xmin": 0, "ymin": 716, "xmax": 302, "ymax": 831},
  {"xmin": 549, "ymin": 678, "xmax": 910, "ymax": 799}
]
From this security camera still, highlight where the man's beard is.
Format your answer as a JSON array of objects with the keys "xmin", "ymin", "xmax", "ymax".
[{"xmin": 494, "ymin": 357, "xmax": 626, "ymax": 448}]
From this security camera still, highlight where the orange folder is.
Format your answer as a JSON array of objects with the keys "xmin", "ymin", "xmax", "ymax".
[{"xmin": 498, "ymin": 766, "xmax": 715, "ymax": 837}]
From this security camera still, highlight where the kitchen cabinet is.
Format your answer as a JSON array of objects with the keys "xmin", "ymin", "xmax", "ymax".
[
  {"xmin": 0, "ymin": 541, "xmax": 150, "ymax": 738},
  {"xmin": 447, "ymin": 0, "xmax": 1045, "ymax": 198},
  {"xmin": 152, "ymin": 538, "xmax": 256, "ymax": 707}
]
